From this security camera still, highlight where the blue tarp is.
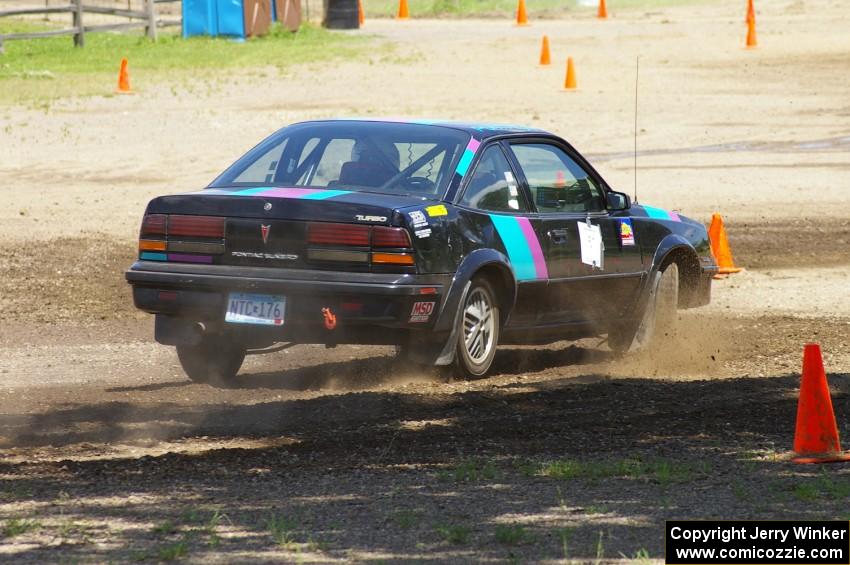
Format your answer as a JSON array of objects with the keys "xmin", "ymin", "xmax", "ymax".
[{"xmin": 183, "ymin": 0, "xmax": 245, "ymax": 38}]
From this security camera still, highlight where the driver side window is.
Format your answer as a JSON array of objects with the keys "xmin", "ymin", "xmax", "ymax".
[
  {"xmin": 510, "ymin": 143, "xmax": 605, "ymax": 214},
  {"xmin": 460, "ymin": 145, "xmax": 528, "ymax": 213}
]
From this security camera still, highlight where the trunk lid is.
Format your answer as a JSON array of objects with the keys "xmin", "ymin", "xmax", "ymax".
[{"xmin": 143, "ymin": 187, "xmax": 434, "ymax": 271}]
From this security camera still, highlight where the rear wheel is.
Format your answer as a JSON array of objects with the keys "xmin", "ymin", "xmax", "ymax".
[
  {"xmin": 176, "ymin": 334, "xmax": 246, "ymax": 386},
  {"xmin": 453, "ymin": 277, "xmax": 500, "ymax": 378},
  {"xmin": 609, "ymin": 263, "xmax": 679, "ymax": 353}
]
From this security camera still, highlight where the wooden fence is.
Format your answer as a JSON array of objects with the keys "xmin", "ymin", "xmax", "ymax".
[{"xmin": 0, "ymin": 0, "xmax": 181, "ymax": 52}]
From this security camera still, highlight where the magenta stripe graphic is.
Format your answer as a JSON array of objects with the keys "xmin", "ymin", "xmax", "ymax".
[
  {"xmin": 258, "ymin": 187, "xmax": 326, "ymax": 198},
  {"xmin": 467, "ymin": 138, "xmax": 481, "ymax": 153},
  {"xmin": 516, "ymin": 217, "xmax": 548, "ymax": 279}
]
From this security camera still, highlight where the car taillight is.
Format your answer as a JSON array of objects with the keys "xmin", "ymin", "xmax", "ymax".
[
  {"xmin": 140, "ymin": 214, "xmax": 167, "ymax": 236},
  {"xmin": 372, "ymin": 252, "xmax": 416, "ymax": 265},
  {"xmin": 138, "ymin": 214, "xmax": 225, "ymax": 262},
  {"xmin": 371, "ymin": 226, "xmax": 411, "ymax": 248},
  {"xmin": 307, "ymin": 223, "xmax": 371, "ymax": 246},
  {"xmin": 168, "ymin": 215, "xmax": 225, "ymax": 238}
]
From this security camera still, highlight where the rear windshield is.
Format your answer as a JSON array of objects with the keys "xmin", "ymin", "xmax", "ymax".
[{"xmin": 210, "ymin": 121, "xmax": 469, "ymax": 198}]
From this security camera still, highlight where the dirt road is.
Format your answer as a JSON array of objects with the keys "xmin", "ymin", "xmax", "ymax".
[{"xmin": 1, "ymin": 0, "xmax": 850, "ymax": 561}]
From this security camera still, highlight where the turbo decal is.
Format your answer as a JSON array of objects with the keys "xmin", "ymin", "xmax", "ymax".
[
  {"xmin": 489, "ymin": 215, "xmax": 548, "ymax": 281},
  {"xmin": 640, "ymin": 205, "xmax": 681, "ymax": 222},
  {"xmin": 454, "ymin": 138, "xmax": 482, "ymax": 177}
]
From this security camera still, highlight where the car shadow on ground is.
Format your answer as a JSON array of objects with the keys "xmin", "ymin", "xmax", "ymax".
[
  {"xmin": 105, "ymin": 342, "xmax": 618, "ymax": 393},
  {"xmin": 2, "ymin": 373, "xmax": 850, "ymax": 561}
]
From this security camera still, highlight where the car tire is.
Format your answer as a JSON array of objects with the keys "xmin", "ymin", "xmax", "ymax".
[
  {"xmin": 609, "ymin": 262, "xmax": 679, "ymax": 353},
  {"xmin": 452, "ymin": 277, "xmax": 500, "ymax": 379},
  {"xmin": 176, "ymin": 335, "xmax": 246, "ymax": 386}
]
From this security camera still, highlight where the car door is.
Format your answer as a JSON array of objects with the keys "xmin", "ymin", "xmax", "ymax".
[
  {"xmin": 456, "ymin": 143, "xmax": 546, "ymax": 327},
  {"xmin": 506, "ymin": 140, "xmax": 644, "ymax": 323}
]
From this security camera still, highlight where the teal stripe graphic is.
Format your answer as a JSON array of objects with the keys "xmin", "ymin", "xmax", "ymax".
[
  {"xmin": 455, "ymin": 150, "xmax": 476, "ymax": 176},
  {"xmin": 301, "ymin": 190, "xmax": 349, "ymax": 200},
  {"xmin": 140, "ymin": 252, "xmax": 167, "ymax": 261},
  {"xmin": 490, "ymin": 215, "xmax": 537, "ymax": 281},
  {"xmin": 642, "ymin": 205, "xmax": 670, "ymax": 220},
  {"xmin": 233, "ymin": 187, "xmax": 274, "ymax": 195}
]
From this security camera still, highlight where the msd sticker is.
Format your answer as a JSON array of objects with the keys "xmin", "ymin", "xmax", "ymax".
[
  {"xmin": 619, "ymin": 218, "xmax": 635, "ymax": 246},
  {"xmin": 409, "ymin": 301, "xmax": 435, "ymax": 323}
]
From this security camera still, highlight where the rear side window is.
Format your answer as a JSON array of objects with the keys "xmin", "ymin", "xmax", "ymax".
[
  {"xmin": 459, "ymin": 145, "xmax": 528, "ymax": 213},
  {"xmin": 510, "ymin": 143, "xmax": 605, "ymax": 213}
]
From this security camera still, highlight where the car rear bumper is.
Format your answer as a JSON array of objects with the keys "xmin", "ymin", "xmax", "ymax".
[{"xmin": 126, "ymin": 261, "xmax": 453, "ymax": 343}]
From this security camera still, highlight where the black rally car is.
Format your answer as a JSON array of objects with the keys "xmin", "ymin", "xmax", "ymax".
[{"xmin": 126, "ymin": 119, "xmax": 716, "ymax": 383}]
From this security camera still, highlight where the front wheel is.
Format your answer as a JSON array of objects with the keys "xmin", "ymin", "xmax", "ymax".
[
  {"xmin": 609, "ymin": 263, "xmax": 679, "ymax": 353},
  {"xmin": 176, "ymin": 335, "xmax": 246, "ymax": 386},
  {"xmin": 452, "ymin": 277, "xmax": 500, "ymax": 379}
]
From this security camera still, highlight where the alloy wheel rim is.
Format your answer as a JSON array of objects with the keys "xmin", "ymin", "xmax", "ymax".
[{"xmin": 462, "ymin": 288, "xmax": 495, "ymax": 365}]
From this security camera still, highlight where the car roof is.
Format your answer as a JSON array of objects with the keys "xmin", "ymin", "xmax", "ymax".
[{"xmin": 288, "ymin": 118, "xmax": 550, "ymax": 139}]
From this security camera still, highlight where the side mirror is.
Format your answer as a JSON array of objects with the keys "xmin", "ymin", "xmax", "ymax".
[{"xmin": 607, "ymin": 191, "xmax": 631, "ymax": 211}]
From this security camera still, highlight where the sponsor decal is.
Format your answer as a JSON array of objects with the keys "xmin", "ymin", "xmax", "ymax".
[
  {"xmin": 355, "ymin": 214, "xmax": 388, "ymax": 223},
  {"xmin": 414, "ymin": 228, "xmax": 432, "ymax": 239},
  {"xmin": 488, "ymin": 215, "xmax": 549, "ymax": 281},
  {"xmin": 425, "ymin": 204, "xmax": 448, "ymax": 217},
  {"xmin": 619, "ymin": 218, "xmax": 635, "ymax": 246},
  {"xmin": 409, "ymin": 301, "xmax": 435, "ymax": 323},
  {"xmin": 231, "ymin": 251, "xmax": 298, "ymax": 261},
  {"xmin": 260, "ymin": 224, "xmax": 271, "ymax": 244},
  {"xmin": 408, "ymin": 210, "xmax": 428, "ymax": 228}
]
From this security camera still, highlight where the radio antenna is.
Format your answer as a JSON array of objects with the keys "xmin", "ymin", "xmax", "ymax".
[{"xmin": 633, "ymin": 55, "xmax": 640, "ymax": 204}]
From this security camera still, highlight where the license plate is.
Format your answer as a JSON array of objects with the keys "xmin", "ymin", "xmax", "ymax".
[{"xmin": 225, "ymin": 293, "xmax": 286, "ymax": 326}]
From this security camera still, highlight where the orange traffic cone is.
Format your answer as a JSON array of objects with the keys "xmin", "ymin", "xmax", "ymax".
[
  {"xmin": 516, "ymin": 0, "xmax": 529, "ymax": 26},
  {"xmin": 563, "ymin": 57, "xmax": 577, "ymax": 90},
  {"xmin": 396, "ymin": 0, "xmax": 409, "ymax": 19},
  {"xmin": 707, "ymin": 213, "xmax": 742, "ymax": 275},
  {"xmin": 358, "ymin": 0, "xmax": 364, "ymax": 26},
  {"xmin": 598, "ymin": 0, "xmax": 608, "ymax": 19},
  {"xmin": 745, "ymin": 16, "xmax": 757, "ymax": 48},
  {"xmin": 745, "ymin": 0, "xmax": 755, "ymax": 24},
  {"xmin": 539, "ymin": 35, "xmax": 551, "ymax": 66},
  {"xmin": 117, "ymin": 58, "xmax": 131, "ymax": 94},
  {"xmin": 793, "ymin": 344, "xmax": 850, "ymax": 464}
]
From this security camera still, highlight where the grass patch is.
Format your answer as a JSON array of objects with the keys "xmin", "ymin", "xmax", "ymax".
[
  {"xmin": 157, "ymin": 537, "xmax": 189, "ymax": 561},
  {"xmin": 437, "ymin": 459, "xmax": 500, "ymax": 482},
  {"xmin": 791, "ymin": 475, "xmax": 850, "ymax": 502},
  {"xmin": 391, "ymin": 509, "xmax": 421, "ymax": 530},
  {"xmin": 364, "ymin": 0, "xmax": 712, "ymax": 18},
  {"xmin": 494, "ymin": 523, "xmax": 534, "ymax": 545},
  {"xmin": 435, "ymin": 522, "xmax": 471, "ymax": 545},
  {"xmin": 2, "ymin": 517, "xmax": 41, "ymax": 537},
  {"xmin": 267, "ymin": 514, "xmax": 299, "ymax": 548},
  {"xmin": 0, "ymin": 21, "xmax": 367, "ymax": 103},
  {"xmin": 537, "ymin": 457, "xmax": 708, "ymax": 484}
]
